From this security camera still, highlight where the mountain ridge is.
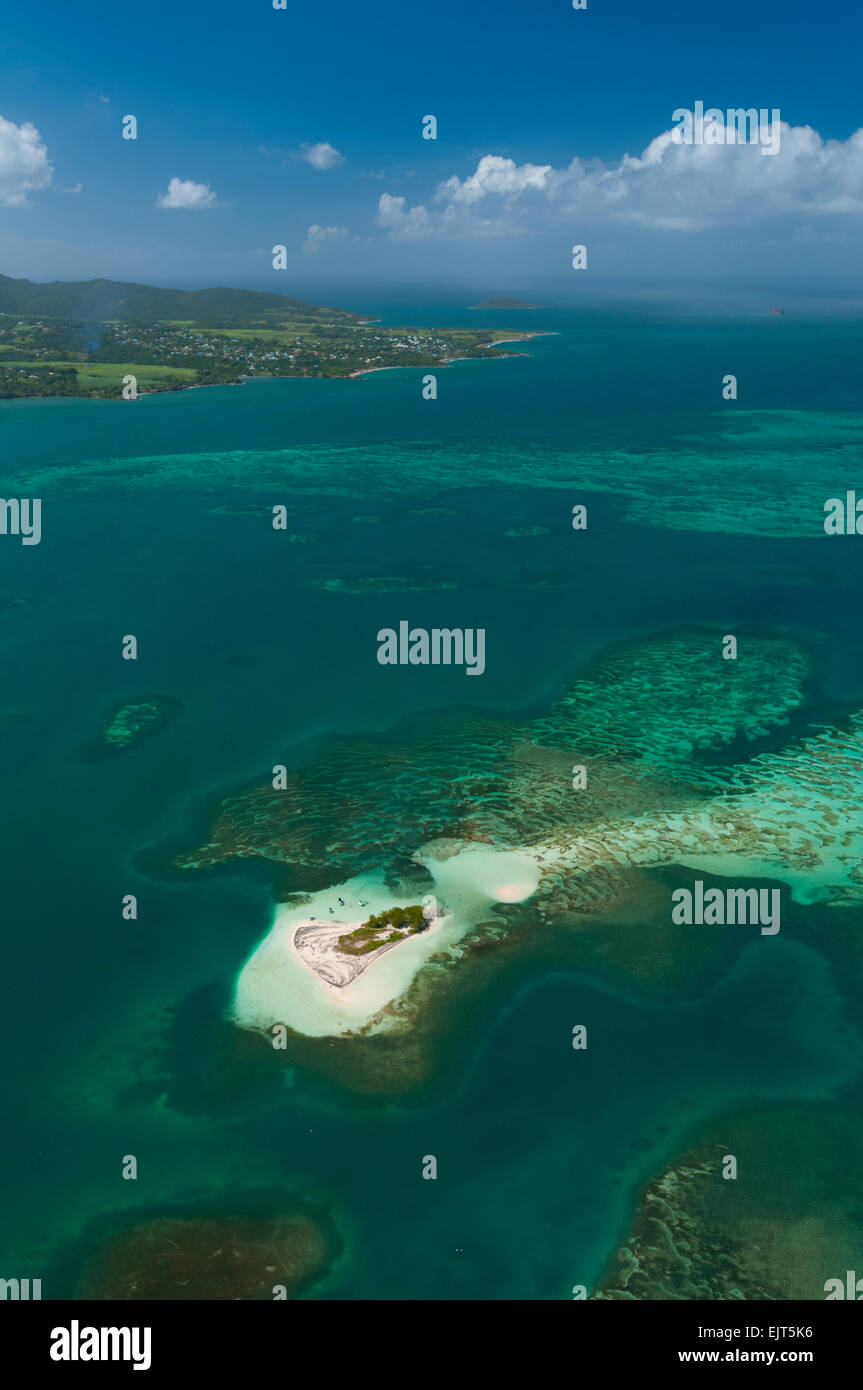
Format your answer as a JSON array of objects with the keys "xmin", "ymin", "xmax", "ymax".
[{"xmin": 0, "ymin": 274, "xmax": 362, "ymax": 325}]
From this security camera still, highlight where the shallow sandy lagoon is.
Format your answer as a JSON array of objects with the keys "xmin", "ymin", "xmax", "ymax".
[{"xmin": 230, "ymin": 845, "xmax": 541, "ymax": 1038}]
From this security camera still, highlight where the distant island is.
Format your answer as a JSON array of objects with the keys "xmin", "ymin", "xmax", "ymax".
[
  {"xmin": 0, "ymin": 273, "xmax": 540, "ymax": 400},
  {"xmin": 470, "ymin": 297, "xmax": 543, "ymax": 310}
]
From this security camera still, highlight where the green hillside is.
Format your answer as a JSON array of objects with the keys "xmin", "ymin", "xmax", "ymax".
[{"xmin": 0, "ymin": 274, "xmax": 363, "ymax": 327}]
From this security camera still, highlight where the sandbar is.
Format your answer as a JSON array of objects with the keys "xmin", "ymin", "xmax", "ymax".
[{"xmin": 231, "ymin": 846, "xmax": 541, "ymax": 1039}]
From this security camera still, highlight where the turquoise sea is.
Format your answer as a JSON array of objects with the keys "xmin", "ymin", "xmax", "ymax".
[{"xmin": 2, "ymin": 296, "xmax": 863, "ymax": 1299}]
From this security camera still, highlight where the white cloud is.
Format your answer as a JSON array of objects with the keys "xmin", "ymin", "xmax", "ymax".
[
  {"xmin": 0, "ymin": 115, "xmax": 52, "ymax": 207},
  {"xmin": 64, "ymin": 182, "xmax": 83, "ymax": 194},
  {"xmin": 299, "ymin": 141, "xmax": 346, "ymax": 171},
  {"xmin": 440, "ymin": 154, "xmax": 552, "ymax": 205},
  {"xmin": 303, "ymin": 223, "xmax": 351, "ymax": 253},
  {"xmin": 542, "ymin": 121, "xmax": 863, "ymax": 231},
  {"xmin": 376, "ymin": 188, "xmax": 522, "ymax": 242},
  {"xmin": 376, "ymin": 193, "xmax": 435, "ymax": 239},
  {"xmin": 377, "ymin": 122, "xmax": 863, "ymax": 241},
  {"xmin": 157, "ymin": 177, "xmax": 218, "ymax": 210}
]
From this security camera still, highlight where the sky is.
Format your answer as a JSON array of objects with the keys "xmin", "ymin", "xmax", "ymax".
[{"xmin": 1, "ymin": 0, "xmax": 862, "ymax": 297}]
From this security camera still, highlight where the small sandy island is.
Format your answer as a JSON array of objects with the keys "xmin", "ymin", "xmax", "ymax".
[
  {"xmin": 232, "ymin": 846, "xmax": 541, "ymax": 1039},
  {"xmin": 291, "ymin": 906, "xmax": 441, "ymax": 989}
]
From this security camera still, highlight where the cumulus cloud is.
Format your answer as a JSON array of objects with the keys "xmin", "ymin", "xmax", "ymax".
[
  {"xmin": 376, "ymin": 193, "xmax": 434, "ymax": 238},
  {"xmin": 376, "ymin": 187, "xmax": 520, "ymax": 242},
  {"xmin": 157, "ymin": 177, "xmax": 218, "ymax": 210},
  {"xmin": 440, "ymin": 154, "xmax": 552, "ymax": 205},
  {"xmin": 64, "ymin": 181, "xmax": 83, "ymax": 194},
  {"xmin": 302, "ymin": 224, "xmax": 354, "ymax": 253},
  {"xmin": 299, "ymin": 141, "xmax": 345, "ymax": 171},
  {"xmin": 377, "ymin": 121, "xmax": 863, "ymax": 240},
  {"xmin": 544, "ymin": 121, "xmax": 863, "ymax": 231},
  {"xmin": 0, "ymin": 115, "xmax": 52, "ymax": 207}
]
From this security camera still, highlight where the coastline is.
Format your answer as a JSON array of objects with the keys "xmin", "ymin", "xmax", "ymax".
[
  {"xmin": 1, "ymin": 331, "xmax": 550, "ymax": 400},
  {"xmin": 483, "ymin": 330, "xmax": 554, "ymax": 347},
  {"xmin": 348, "ymin": 335, "xmax": 546, "ymax": 378},
  {"xmin": 348, "ymin": 364, "xmax": 405, "ymax": 379}
]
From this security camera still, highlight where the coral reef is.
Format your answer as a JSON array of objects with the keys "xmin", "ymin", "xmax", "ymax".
[
  {"xmin": 592, "ymin": 1107, "xmax": 863, "ymax": 1300},
  {"xmin": 81, "ymin": 695, "xmax": 182, "ymax": 760},
  {"xmin": 76, "ymin": 1213, "xmax": 334, "ymax": 1300}
]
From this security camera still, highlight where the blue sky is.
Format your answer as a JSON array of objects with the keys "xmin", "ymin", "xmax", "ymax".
[{"xmin": 1, "ymin": 0, "xmax": 862, "ymax": 294}]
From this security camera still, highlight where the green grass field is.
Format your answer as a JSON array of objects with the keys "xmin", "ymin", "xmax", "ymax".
[{"xmin": 1, "ymin": 361, "xmax": 198, "ymax": 389}]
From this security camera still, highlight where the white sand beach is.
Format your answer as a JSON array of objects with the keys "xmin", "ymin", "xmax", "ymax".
[{"xmin": 230, "ymin": 845, "xmax": 541, "ymax": 1039}]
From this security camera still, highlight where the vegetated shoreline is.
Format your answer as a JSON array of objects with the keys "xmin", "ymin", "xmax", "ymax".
[
  {"xmin": 348, "ymin": 330, "xmax": 553, "ymax": 377},
  {"xmin": 0, "ymin": 330, "xmax": 554, "ymax": 402},
  {"xmin": 288, "ymin": 906, "xmax": 445, "ymax": 992}
]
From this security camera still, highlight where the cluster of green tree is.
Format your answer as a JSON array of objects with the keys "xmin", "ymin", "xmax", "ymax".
[
  {"xmin": 336, "ymin": 928, "xmax": 404, "ymax": 956},
  {"xmin": 0, "ymin": 319, "xmax": 91, "ymax": 358},
  {"xmin": 87, "ymin": 344, "xmax": 165, "ymax": 366},
  {"xmin": 202, "ymin": 314, "xmax": 357, "ymax": 330},
  {"xmin": 0, "ymin": 365, "xmax": 79, "ymax": 397},
  {"xmin": 364, "ymin": 905, "xmax": 428, "ymax": 933},
  {"xmin": 337, "ymin": 904, "xmax": 429, "ymax": 956},
  {"xmin": 194, "ymin": 363, "xmax": 245, "ymax": 386},
  {"xmin": 86, "ymin": 339, "xmax": 240, "ymax": 383}
]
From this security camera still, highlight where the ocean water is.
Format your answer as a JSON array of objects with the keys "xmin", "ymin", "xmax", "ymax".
[{"xmin": 2, "ymin": 299, "xmax": 863, "ymax": 1300}]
